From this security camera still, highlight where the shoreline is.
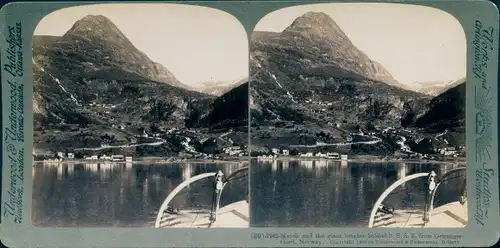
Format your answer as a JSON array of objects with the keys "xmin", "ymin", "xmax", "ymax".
[
  {"xmin": 34, "ymin": 157, "xmax": 247, "ymax": 165},
  {"xmin": 33, "ymin": 156, "xmax": 466, "ymax": 166},
  {"xmin": 252, "ymin": 156, "xmax": 467, "ymax": 165}
]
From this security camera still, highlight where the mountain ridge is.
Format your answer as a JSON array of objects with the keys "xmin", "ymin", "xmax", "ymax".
[
  {"xmin": 250, "ymin": 12, "xmax": 429, "ymax": 127},
  {"xmin": 33, "ymin": 14, "xmax": 247, "ymax": 157},
  {"xmin": 249, "ymin": 11, "xmax": 465, "ymax": 155},
  {"xmin": 197, "ymin": 77, "xmax": 248, "ymax": 96},
  {"xmin": 406, "ymin": 77, "xmax": 466, "ymax": 96},
  {"xmin": 252, "ymin": 12, "xmax": 403, "ymax": 87},
  {"xmin": 44, "ymin": 15, "xmax": 191, "ymax": 90}
]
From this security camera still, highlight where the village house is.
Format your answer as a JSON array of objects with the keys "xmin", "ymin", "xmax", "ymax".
[
  {"xmin": 327, "ymin": 152, "xmax": 339, "ymax": 159},
  {"xmin": 228, "ymin": 149, "xmax": 242, "ymax": 156},
  {"xmin": 57, "ymin": 152, "xmax": 65, "ymax": 158},
  {"xmin": 223, "ymin": 146, "xmax": 241, "ymax": 153},
  {"xmin": 223, "ymin": 146, "xmax": 243, "ymax": 156},
  {"xmin": 258, "ymin": 154, "xmax": 276, "ymax": 160},
  {"xmin": 282, "ymin": 149, "xmax": 290, "ymax": 156},
  {"xmin": 271, "ymin": 148, "xmax": 280, "ymax": 155},
  {"xmin": 84, "ymin": 155, "xmax": 99, "ymax": 160},
  {"xmin": 439, "ymin": 147, "xmax": 457, "ymax": 156},
  {"xmin": 112, "ymin": 155, "xmax": 124, "ymax": 161},
  {"xmin": 125, "ymin": 156, "xmax": 133, "ymax": 162},
  {"xmin": 315, "ymin": 152, "xmax": 327, "ymax": 158},
  {"xmin": 67, "ymin": 153, "xmax": 75, "ymax": 159},
  {"xmin": 300, "ymin": 152, "xmax": 314, "ymax": 157},
  {"xmin": 43, "ymin": 158, "xmax": 62, "ymax": 164},
  {"xmin": 100, "ymin": 155, "xmax": 112, "ymax": 160},
  {"xmin": 340, "ymin": 154, "xmax": 348, "ymax": 160}
]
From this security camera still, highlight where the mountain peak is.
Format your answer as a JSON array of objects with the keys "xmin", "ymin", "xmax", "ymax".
[
  {"xmin": 68, "ymin": 15, "xmax": 118, "ymax": 32},
  {"xmin": 64, "ymin": 14, "xmax": 131, "ymax": 46},
  {"xmin": 79, "ymin": 14, "xmax": 114, "ymax": 25},
  {"xmin": 294, "ymin": 12, "xmax": 335, "ymax": 25},
  {"xmin": 284, "ymin": 12, "xmax": 344, "ymax": 36}
]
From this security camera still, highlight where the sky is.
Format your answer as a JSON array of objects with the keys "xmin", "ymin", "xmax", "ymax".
[
  {"xmin": 34, "ymin": 4, "xmax": 249, "ymax": 87},
  {"xmin": 254, "ymin": 3, "xmax": 467, "ymax": 85}
]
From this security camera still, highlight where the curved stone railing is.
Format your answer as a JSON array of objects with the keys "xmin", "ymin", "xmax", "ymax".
[
  {"xmin": 368, "ymin": 166, "xmax": 467, "ymax": 228},
  {"xmin": 154, "ymin": 167, "xmax": 248, "ymax": 228}
]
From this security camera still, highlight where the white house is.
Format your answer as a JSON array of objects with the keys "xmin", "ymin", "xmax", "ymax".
[
  {"xmin": 441, "ymin": 150, "xmax": 456, "ymax": 156},
  {"xmin": 112, "ymin": 155, "xmax": 124, "ymax": 161},
  {"xmin": 271, "ymin": 148, "xmax": 280, "ymax": 155},
  {"xmin": 67, "ymin": 153, "xmax": 75, "ymax": 159},
  {"xmin": 57, "ymin": 152, "xmax": 65, "ymax": 158},
  {"xmin": 315, "ymin": 152, "xmax": 327, "ymax": 158},
  {"xmin": 100, "ymin": 155, "xmax": 112, "ymax": 160},
  {"xmin": 228, "ymin": 150, "xmax": 241, "ymax": 156},
  {"xmin": 223, "ymin": 146, "xmax": 241, "ymax": 155},
  {"xmin": 327, "ymin": 152, "xmax": 339, "ymax": 159},
  {"xmin": 340, "ymin": 154, "xmax": 348, "ymax": 160},
  {"xmin": 282, "ymin": 149, "xmax": 290, "ymax": 156}
]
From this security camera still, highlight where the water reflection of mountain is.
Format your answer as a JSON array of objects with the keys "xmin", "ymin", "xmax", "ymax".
[
  {"xmin": 250, "ymin": 160, "xmax": 464, "ymax": 227},
  {"xmin": 32, "ymin": 163, "xmax": 247, "ymax": 227}
]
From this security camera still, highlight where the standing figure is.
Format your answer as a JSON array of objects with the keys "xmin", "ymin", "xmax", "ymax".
[
  {"xmin": 423, "ymin": 170, "xmax": 437, "ymax": 223},
  {"xmin": 459, "ymin": 177, "xmax": 467, "ymax": 204},
  {"xmin": 209, "ymin": 171, "xmax": 224, "ymax": 223}
]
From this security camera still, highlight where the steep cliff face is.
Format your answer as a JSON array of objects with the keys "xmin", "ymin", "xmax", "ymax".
[
  {"xmin": 408, "ymin": 77, "xmax": 466, "ymax": 96},
  {"xmin": 33, "ymin": 15, "xmax": 210, "ymax": 129},
  {"xmin": 250, "ymin": 11, "xmax": 430, "ymax": 128},
  {"xmin": 32, "ymin": 15, "xmax": 247, "ymax": 154},
  {"xmin": 280, "ymin": 12, "xmax": 399, "ymax": 85},
  {"xmin": 198, "ymin": 81, "xmax": 249, "ymax": 129},
  {"xmin": 37, "ymin": 15, "xmax": 188, "ymax": 89},
  {"xmin": 198, "ymin": 77, "xmax": 247, "ymax": 96},
  {"xmin": 416, "ymin": 82, "xmax": 466, "ymax": 131}
]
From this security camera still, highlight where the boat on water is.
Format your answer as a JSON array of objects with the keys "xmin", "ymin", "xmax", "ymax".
[
  {"xmin": 368, "ymin": 167, "xmax": 467, "ymax": 228},
  {"xmin": 154, "ymin": 166, "xmax": 249, "ymax": 228}
]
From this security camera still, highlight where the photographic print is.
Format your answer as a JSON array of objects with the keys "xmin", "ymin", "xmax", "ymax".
[
  {"xmin": 31, "ymin": 3, "xmax": 249, "ymax": 228},
  {"xmin": 249, "ymin": 3, "xmax": 468, "ymax": 228}
]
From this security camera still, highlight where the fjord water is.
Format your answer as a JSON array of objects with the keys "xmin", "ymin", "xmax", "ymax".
[
  {"xmin": 32, "ymin": 163, "xmax": 247, "ymax": 227},
  {"xmin": 250, "ymin": 159, "xmax": 465, "ymax": 227}
]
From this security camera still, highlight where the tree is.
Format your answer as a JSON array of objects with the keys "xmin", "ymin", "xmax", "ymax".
[
  {"xmin": 365, "ymin": 122, "xmax": 376, "ymax": 131},
  {"xmin": 150, "ymin": 123, "xmax": 160, "ymax": 133}
]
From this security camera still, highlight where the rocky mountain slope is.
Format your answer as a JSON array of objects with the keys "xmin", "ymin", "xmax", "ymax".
[
  {"xmin": 415, "ymin": 81, "xmax": 465, "ymax": 131},
  {"xmin": 249, "ymin": 11, "xmax": 465, "ymax": 155},
  {"xmin": 408, "ymin": 77, "xmax": 466, "ymax": 96},
  {"xmin": 33, "ymin": 15, "xmax": 208, "ymax": 128},
  {"xmin": 250, "ymin": 12, "xmax": 430, "ymax": 129},
  {"xmin": 33, "ymin": 15, "xmax": 246, "ymax": 157},
  {"xmin": 197, "ymin": 78, "xmax": 247, "ymax": 96},
  {"xmin": 198, "ymin": 81, "xmax": 231, "ymax": 96},
  {"xmin": 199, "ymin": 81, "xmax": 248, "ymax": 129}
]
